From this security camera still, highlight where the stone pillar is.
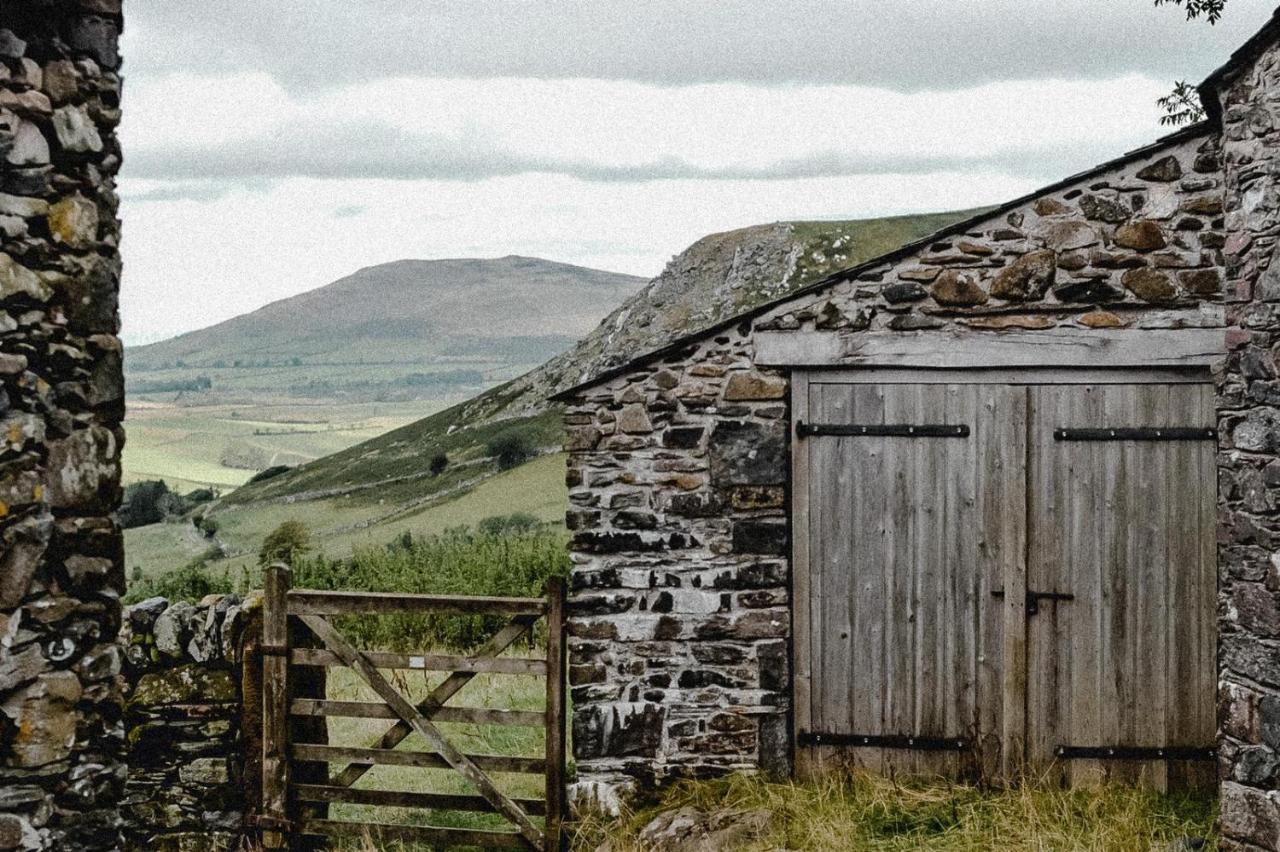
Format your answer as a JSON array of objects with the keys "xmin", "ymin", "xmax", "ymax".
[
  {"xmin": 1217, "ymin": 40, "xmax": 1280, "ymax": 852},
  {"xmin": 0, "ymin": 1, "xmax": 125, "ymax": 850}
]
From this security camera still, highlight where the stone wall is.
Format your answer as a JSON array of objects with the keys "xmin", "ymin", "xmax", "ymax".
[
  {"xmin": 1216, "ymin": 36, "xmax": 1280, "ymax": 852},
  {"xmin": 0, "ymin": 2, "xmax": 125, "ymax": 850},
  {"xmin": 119, "ymin": 594, "xmax": 257, "ymax": 852},
  {"xmin": 561, "ymin": 128, "xmax": 1229, "ymax": 805}
]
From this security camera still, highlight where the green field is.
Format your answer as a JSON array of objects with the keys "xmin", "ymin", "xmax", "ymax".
[{"xmin": 123, "ymin": 451, "xmax": 569, "ymax": 584}]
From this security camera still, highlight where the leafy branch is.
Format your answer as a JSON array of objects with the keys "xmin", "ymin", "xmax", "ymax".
[
  {"xmin": 1158, "ymin": 80, "xmax": 1206, "ymax": 126},
  {"xmin": 1153, "ymin": 0, "xmax": 1226, "ymax": 24},
  {"xmin": 1153, "ymin": 0, "xmax": 1225, "ymax": 125}
]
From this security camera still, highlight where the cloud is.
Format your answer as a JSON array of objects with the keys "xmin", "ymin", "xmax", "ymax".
[
  {"xmin": 120, "ymin": 72, "xmax": 1172, "ymax": 184},
  {"xmin": 124, "ymin": 0, "xmax": 1276, "ymax": 92},
  {"xmin": 119, "ymin": 169, "xmax": 1044, "ymax": 343}
]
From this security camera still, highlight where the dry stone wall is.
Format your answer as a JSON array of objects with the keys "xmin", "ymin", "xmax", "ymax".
[
  {"xmin": 561, "ymin": 128, "xmax": 1230, "ymax": 805},
  {"xmin": 119, "ymin": 595, "xmax": 256, "ymax": 852},
  {"xmin": 0, "ymin": 2, "xmax": 125, "ymax": 850},
  {"xmin": 1216, "ymin": 37, "xmax": 1280, "ymax": 852}
]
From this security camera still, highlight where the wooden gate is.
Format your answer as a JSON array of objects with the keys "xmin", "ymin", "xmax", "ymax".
[
  {"xmin": 257, "ymin": 565, "xmax": 567, "ymax": 850},
  {"xmin": 792, "ymin": 370, "xmax": 1217, "ymax": 789}
]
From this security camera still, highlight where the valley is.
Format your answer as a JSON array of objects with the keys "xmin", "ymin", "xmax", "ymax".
[{"xmin": 122, "ymin": 210, "xmax": 979, "ymax": 589}]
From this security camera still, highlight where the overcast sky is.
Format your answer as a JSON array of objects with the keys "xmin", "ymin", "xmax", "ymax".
[{"xmin": 117, "ymin": 0, "xmax": 1276, "ymax": 344}]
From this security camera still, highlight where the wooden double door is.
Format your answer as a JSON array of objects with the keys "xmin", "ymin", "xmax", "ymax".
[{"xmin": 792, "ymin": 372, "xmax": 1216, "ymax": 789}]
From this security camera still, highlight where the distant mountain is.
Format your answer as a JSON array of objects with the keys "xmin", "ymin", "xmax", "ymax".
[
  {"xmin": 127, "ymin": 256, "xmax": 648, "ymax": 378},
  {"xmin": 227, "ymin": 210, "xmax": 980, "ymax": 505}
]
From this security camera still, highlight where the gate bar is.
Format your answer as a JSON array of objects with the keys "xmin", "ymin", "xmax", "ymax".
[
  {"xmin": 545, "ymin": 576, "xmax": 568, "ymax": 852},
  {"xmin": 261, "ymin": 563, "xmax": 292, "ymax": 848}
]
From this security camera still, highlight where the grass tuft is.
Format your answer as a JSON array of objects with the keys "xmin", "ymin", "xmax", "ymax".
[{"xmin": 571, "ymin": 772, "xmax": 1217, "ymax": 851}]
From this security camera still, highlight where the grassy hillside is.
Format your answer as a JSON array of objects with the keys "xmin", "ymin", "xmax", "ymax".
[
  {"xmin": 125, "ymin": 210, "xmax": 978, "ymax": 584},
  {"xmin": 128, "ymin": 256, "xmax": 645, "ymax": 376},
  {"xmin": 122, "ymin": 257, "xmax": 644, "ymax": 493}
]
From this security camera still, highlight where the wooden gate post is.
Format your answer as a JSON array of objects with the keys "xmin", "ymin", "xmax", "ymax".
[
  {"xmin": 262, "ymin": 563, "xmax": 292, "ymax": 848},
  {"xmin": 544, "ymin": 577, "xmax": 568, "ymax": 851}
]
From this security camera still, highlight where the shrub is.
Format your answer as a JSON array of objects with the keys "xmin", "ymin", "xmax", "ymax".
[
  {"xmin": 291, "ymin": 525, "xmax": 569, "ymax": 650},
  {"xmin": 259, "ymin": 520, "xmax": 312, "ymax": 567},
  {"xmin": 124, "ymin": 559, "xmax": 234, "ymax": 604},
  {"xmin": 429, "ymin": 452, "xmax": 449, "ymax": 476},
  {"xmin": 486, "ymin": 429, "xmax": 535, "ymax": 470},
  {"xmin": 120, "ymin": 480, "xmax": 188, "ymax": 528},
  {"xmin": 477, "ymin": 512, "xmax": 541, "ymax": 536},
  {"xmin": 247, "ymin": 465, "xmax": 292, "ymax": 485}
]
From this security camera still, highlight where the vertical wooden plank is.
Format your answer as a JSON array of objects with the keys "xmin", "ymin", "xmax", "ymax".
[
  {"xmin": 851, "ymin": 382, "xmax": 886, "ymax": 774},
  {"xmin": 821, "ymin": 384, "xmax": 854, "ymax": 759},
  {"xmin": 1000, "ymin": 386, "xmax": 1030, "ymax": 783},
  {"xmin": 790, "ymin": 372, "xmax": 813, "ymax": 778},
  {"xmin": 262, "ymin": 563, "xmax": 291, "ymax": 849},
  {"xmin": 1070, "ymin": 384, "xmax": 1103, "ymax": 788},
  {"xmin": 545, "ymin": 577, "xmax": 567, "ymax": 851},
  {"xmin": 881, "ymin": 384, "xmax": 917, "ymax": 777},
  {"xmin": 975, "ymin": 384, "xmax": 1016, "ymax": 781},
  {"xmin": 1192, "ymin": 383, "xmax": 1218, "ymax": 791}
]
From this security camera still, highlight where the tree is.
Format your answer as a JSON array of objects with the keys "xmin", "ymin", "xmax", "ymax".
[
  {"xmin": 429, "ymin": 452, "xmax": 449, "ymax": 476},
  {"xmin": 259, "ymin": 520, "xmax": 312, "ymax": 567},
  {"xmin": 1154, "ymin": 0, "xmax": 1228, "ymax": 125},
  {"xmin": 487, "ymin": 430, "xmax": 535, "ymax": 471}
]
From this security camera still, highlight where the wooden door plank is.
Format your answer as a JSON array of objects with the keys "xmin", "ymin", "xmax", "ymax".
[
  {"xmin": 822, "ymin": 383, "xmax": 855, "ymax": 759},
  {"xmin": 297, "ymin": 614, "xmax": 545, "ymax": 849},
  {"xmin": 860, "ymin": 382, "xmax": 892, "ymax": 775},
  {"xmin": 880, "ymin": 385, "xmax": 916, "ymax": 777}
]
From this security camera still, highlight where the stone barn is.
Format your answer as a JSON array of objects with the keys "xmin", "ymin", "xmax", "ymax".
[{"xmin": 554, "ymin": 12, "xmax": 1280, "ymax": 846}]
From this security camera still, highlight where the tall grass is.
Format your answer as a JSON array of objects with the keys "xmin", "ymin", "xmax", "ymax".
[
  {"xmin": 291, "ymin": 524, "xmax": 569, "ymax": 650},
  {"xmin": 572, "ymin": 772, "xmax": 1217, "ymax": 851}
]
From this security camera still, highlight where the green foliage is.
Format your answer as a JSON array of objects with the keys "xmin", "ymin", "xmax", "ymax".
[
  {"xmin": 1158, "ymin": 80, "xmax": 1207, "ymax": 126},
  {"xmin": 477, "ymin": 512, "xmax": 541, "ymax": 536},
  {"xmin": 247, "ymin": 464, "xmax": 293, "ymax": 485},
  {"xmin": 429, "ymin": 451, "xmax": 449, "ymax": 476},
  {"xmin": 128, "ymin": 375, "xmax": 213, "ymax": 395},
  {"xmin": 487, "ymin": 429, "xmax": 536, "ymax": 471},
  {"xmin": 259, "ymin": 520, "xmax": 312, "ymax": 567},
  {"xmin": 1153, "ymin": 0, "xmax": 1226, "ymax": 126},
  {"xmin": 1154, "ymin": 0, "xmax": 1226, "ymax": 23},
  {"xmin": 120, "ymin": 480, "xmax": 188, "ymax": 528},
  {"xmin": 124, "ymin": 557, "xmax": 235, "ymax": 604},
  {"xmin": 291, "ymin": 525, "xmax": 569, "ymax": 650}
]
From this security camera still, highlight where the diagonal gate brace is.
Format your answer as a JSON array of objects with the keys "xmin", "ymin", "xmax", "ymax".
[
  {"xmin": 326, "ymin": 613, "xmax": 538, "ymax": 789},
  {"xmin": 297, "ymin": 614, "xmax": 546, "ymax": 850}
]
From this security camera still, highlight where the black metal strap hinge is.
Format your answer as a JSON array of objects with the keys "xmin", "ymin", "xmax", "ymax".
[
  {"xmin": 799, "ymin": 731, "xmax": 971, "ymax": 751},
  {"xmin": 258, "ymin": 643, "xmax": 289, "ymax": 657},
  {"xmin": 1054, "ymin": 427, "xmax": 1216, "ymax": 442},
  {"xmin": 1056, "ymin": 745, "xmax": 1217, "ymax": 762},
  {"xmin": 796, "ymin": 422, "xmax": 969, "ymax": 439}
]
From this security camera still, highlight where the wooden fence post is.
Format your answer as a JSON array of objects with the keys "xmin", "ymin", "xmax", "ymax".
[
  {"xmin": 544, "ymin": 577, "xmax": 568, "ymax": 851},
  {"xmin": 262, "ymin": 563, "xmax": 292, "ymax": 849}
]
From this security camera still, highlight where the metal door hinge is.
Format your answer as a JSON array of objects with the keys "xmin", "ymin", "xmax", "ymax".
[
  {"xmin": 1056, "ymin": 745, "xmax": 1216, "ymax": 762},
  {"xmin": 798, "ymin": 731, "xmax": 971, "ymax": 751},
  {"xmin": 796, "ymin": 422, "xmax": 969, "ymax": 439},
  {"xmin": 1054, "ymin": 427, "xmax": 1216, "ymax": 442}
]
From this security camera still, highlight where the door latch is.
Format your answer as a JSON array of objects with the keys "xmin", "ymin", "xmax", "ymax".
[{"xmin": 991, "ymin": 589, "xmax": 1075, "ymax": 616}]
